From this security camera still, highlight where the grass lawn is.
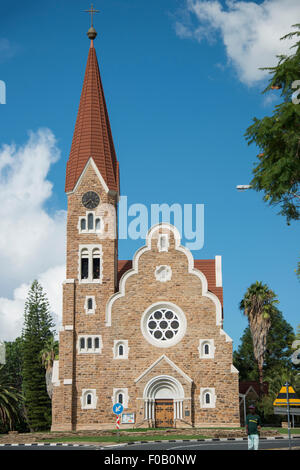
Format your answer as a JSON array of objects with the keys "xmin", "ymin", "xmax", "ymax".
[
  {"xmin": 272, "ymin": 427, "xmax": 300, "ymax": 435},
  {"xmin": 40, "ymin": 433, "xmax": 210, "ymax": 444}
]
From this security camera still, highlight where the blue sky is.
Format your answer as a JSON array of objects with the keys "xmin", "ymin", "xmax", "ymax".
[{"xmin": 0, "ymin": 0, "xmax": 299, "ymax": 348}]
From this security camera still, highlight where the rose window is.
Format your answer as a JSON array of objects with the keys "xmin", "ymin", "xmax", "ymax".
[{"xmin": 147, "ymin": 308, "xmax": 180, "ymax": 342}]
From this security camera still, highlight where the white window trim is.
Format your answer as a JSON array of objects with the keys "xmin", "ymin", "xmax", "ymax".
[
  {"xmin": 78, "ymin": 211, "xmax": 103, "ymax": 234},
  {"xmin": 200, "ymin": 388, "xmax": 216, "ymax": 409},
  {"xmin": 157, "ymin": 233, "xmax": 169, "ymax": 252},
  {"xmin": 112, "ymin": 388, "xmax": 129, "ymax": 409},
  {"xmin": 84, "ymin": 296, "xmax": 96, "ymax": 315},
  {"xmin": 78, "ymin": 244, "xmax": 103, "ymax": 284},
  {"xmin": 113, "ymin": 340, "xmax": 129, "ymax": 359},
  {"xmin": 81, "ymin": 389, "xmax": 98, "ymax": 410},
  {"xmin": 78, "ymin": 335, "xmax": 103, "ymax": 354},
  {"xmin": 198, "ymin": 339, "xmax": 215, "ymax": 359}
]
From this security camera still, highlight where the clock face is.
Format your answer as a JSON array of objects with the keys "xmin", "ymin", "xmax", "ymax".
[{"xmin": 82, "ymin": 191, "xmax": 100, "ymax": 209}]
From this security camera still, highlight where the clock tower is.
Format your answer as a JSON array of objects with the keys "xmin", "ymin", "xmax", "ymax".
[
  {"xmin": 51, "ymin": 24, "xmax": 120, "ymax": 430},
  {"xmin": 51, "ymin": 16, "xmax": 240, "ymax": 432}
]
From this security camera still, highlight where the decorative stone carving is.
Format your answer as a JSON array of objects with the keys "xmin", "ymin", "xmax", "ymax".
[{"xmin": 155, "ymin": 265, "xmax": 172, "ymax": 282}]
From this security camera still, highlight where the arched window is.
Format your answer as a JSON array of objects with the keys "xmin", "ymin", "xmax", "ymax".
[
  {"xmin": 80, "ymin": 218, "xmax": 86, "ymax": 231},
  {"xmin": 81, "ymin": 249, "xmax": 89, "ymax": 280},
  {"xmin": 81, "ymin": 389, "xmax": 98, "ymax": 410},
  {"xmin": 205, "ymin": 393, "xmax": 210, "ymax": 404},
  {"xmin": 113, "ymin": 340, "xmax": 128, "ymax": 359},
  {"xmin": 94, "ymin": 337, "xmax": 100, "ymax": 349},
  {"xmin": 199, "ymin": 339, "xmax": 214, "ymax": 359},
  {"xmin": 80, "ymin": 337, "xmax": 85, "ymax": 350},
  {"xmin": 86, "ymin": 393, "xmax": 92, "ymax": 406},
  {"xmin": 87, "ymin": 298, "xmax": 93, "ymax": 311},
  {"xmin": 88, "ymin": 213, "xmax": 94, "ymax": 230},
  {"xmin": 95, "ymin": 218, "xmax": 101, "ymax": 231},
  {"xmin": 87, "ymin": 337, "xmax": 92, "ymax": 350},
  {"xmin": 118, "ymin": 393, "xmax": 123, "ymax": 405},
  {"xmin": 92, "ymin": 248, "xmax": 101, "ymax": 280}
]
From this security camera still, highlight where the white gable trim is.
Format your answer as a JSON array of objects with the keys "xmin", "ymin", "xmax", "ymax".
[
  {"xmin": 220, "ymin": 329, "xmax": 233, "ymax": 343},
  {"xmin": 105, "ymin": 223, "xmax": 222, "ymax": 327},
  {"xmin": 134, "ymin": 354, "xmax": 193, "ymax": 384},
  {"xmin": 215, "ymin": 255, "xmax": 222, "ymax": 287},
  {"xmin": 66, "ymin": 157, "xmax": 110, "ymax": 195}
]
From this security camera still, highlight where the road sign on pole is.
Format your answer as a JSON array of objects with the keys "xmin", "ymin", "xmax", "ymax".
[
  {"xmin": 273, "ymin": 384, "xmax": 300, "ymax": 406},
  {"xmin": 286, "ymin": 382, "xmax": 291, "ymax": 450},
  {"xmin": 113, "ymin": 403, "xmax": 123, "ymax": 442},
  {"xmin": 113, "ymin": 403, "xmax": 124, "ymax": 415},
  {"xmin": 273, "ymin": 382, "xmax": 300, "ymax": 451}
]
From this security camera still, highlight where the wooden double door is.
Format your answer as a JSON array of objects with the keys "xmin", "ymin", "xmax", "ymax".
[{"xmin": 155, "ymin": 399, "xmax": 174, "ymax": 428}]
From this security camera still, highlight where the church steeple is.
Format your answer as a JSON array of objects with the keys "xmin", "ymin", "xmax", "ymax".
[{"xmin": 65, "ymin": 19, "xmax": 119, "ymax": 194}]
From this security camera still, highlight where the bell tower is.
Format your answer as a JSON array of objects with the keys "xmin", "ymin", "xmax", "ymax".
[{"xmin": 51, "ymin": 16, "xmax": 120, "ymax": 431}]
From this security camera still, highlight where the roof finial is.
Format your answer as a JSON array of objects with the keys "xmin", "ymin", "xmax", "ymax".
[{"xmin": 85, "ymin": 4, "xmax": 100, "ymax": 41}]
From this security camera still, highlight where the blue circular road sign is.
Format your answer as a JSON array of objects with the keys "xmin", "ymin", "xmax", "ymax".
[{"xmin": 113, "ymin": 403, "xmax": 124, "ymax": 415}]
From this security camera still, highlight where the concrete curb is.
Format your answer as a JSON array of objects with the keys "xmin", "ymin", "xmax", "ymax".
[
  {"xmin": 125, "ymin": 436, "xmax": 299, "ymax": 445},
  {"xmin": 0, "ymin": 443, "xmax": 105, "ymax": 448},
  {"xmin": 0, "ymin": 436, "xmax": 299, "ymax": 448}
]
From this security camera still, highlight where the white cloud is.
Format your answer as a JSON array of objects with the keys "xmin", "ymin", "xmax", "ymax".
[
  {"xmin": 0, "ymin": 129, "xmax": 66, "ymax": 341},
  {"xmin": 0, "ymin": 265, "xmax": 65, "ymax": 342},
  {"xmin": 175, "ymin": 0, "xmax": 298, "ymax": 85}
]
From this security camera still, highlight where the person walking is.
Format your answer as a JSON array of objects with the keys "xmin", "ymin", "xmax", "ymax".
[{"xmin": 246, "ymin": 404, "xmax": 261, "ymax": 450}]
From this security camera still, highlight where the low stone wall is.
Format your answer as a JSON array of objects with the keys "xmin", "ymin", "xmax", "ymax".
[{"xmin": 0, "ymin": 427, "xmax": 281, "ymax": 444}]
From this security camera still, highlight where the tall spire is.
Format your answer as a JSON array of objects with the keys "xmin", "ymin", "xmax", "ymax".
[{"xmin": 65, "ymin": 15, "xmax": 119, "ymax": 194}]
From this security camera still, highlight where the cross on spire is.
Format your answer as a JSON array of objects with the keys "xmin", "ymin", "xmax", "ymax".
[{"xmin": 84, "ymin": 4, "xmax": 100, "ymax": 27}]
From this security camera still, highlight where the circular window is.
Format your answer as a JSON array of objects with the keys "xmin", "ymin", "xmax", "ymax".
[
  {"xmin": 141, "ymin": 303, "xmax": 187, "ymax": 348},
  {"xmin": 147, "ymin": 309, "xmax": 180, "ymax": 341}
]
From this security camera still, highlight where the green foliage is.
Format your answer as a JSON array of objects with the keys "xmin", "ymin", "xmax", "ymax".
[
  {"xmin": 22, "ymin": 280, "xmax": 55, "ymax": 432},
  {"xmin": 234, "ymin": 309, "xmax": 296, "ymax": 380},
  {"xmin": 245, "ymin": 24, "xmax": 300, "ymax": 224},
  {"xmin": 239, "ymin": 281, "xmax": 279, "ymax": 393},
  {"xmin": 3, "ymin": 338, "xmax": 28, "ymax": 432},
  {"xmin": 0, "ymin": 364, "xmax": 22, "ymax": 432},
  {"xmin": 234, "ymin": 310, "xmax": 299, "ymax": 423},
  {"xmin": 39, "ymin": 335, "xmax": 59, "ymax": 371}
]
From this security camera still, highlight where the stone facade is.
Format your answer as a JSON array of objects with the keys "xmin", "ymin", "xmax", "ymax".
[
  {"xmin": 51, "ymin": 162, "xmax": 240, "ymax": 430},
  {"xmin": 51, "ymin": 36, "xmax": 240, "ymax": 431}
]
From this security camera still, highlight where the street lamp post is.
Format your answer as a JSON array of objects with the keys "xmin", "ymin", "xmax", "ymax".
[{"xmin": 236, "ymin": 185, "xmax": 252, "ymax": 191}]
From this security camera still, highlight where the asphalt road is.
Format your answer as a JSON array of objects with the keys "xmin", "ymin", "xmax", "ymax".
[
  {"xmin": 0, "ymin": 437, "xmax": 299, "ymax": 451},
  {"xmin": 108, "ymin": 437, "xmax": 300, "ymax": 451}
]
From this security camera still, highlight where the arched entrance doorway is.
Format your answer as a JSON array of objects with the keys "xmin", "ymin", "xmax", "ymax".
[{"xmin": 143, "ymin": 375, "xmax": 184, "ymax": 427}]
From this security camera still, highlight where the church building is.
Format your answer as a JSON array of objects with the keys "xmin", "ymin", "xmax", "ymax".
[{"xmin": 51, "ymin": 21, "xmax": 240, "ymax": 431}]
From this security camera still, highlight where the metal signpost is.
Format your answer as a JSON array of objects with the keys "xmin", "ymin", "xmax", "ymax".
[
  {"xmin": 286, "ymin": 382, "xmax": 291, "ymax": 450},
  {"xmin": 273, "ymin": 382, "xmax": 300, "ymax": 450},
  {"xmin": 113, "ymin": 403, "xmax": 124, "ymax": 441}
]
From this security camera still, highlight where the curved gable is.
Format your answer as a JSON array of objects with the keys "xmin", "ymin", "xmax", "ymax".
[{"xmin": 106, "ymin": 223, "xmax": 223, "ymax": 327}]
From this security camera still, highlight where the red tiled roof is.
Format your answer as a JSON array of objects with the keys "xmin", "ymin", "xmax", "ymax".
[
  {"xmin": 117, "ymin": 259, "xmax": 223, "ymax": 308},
  {"xmin": 194, "ymin": 260, "xmax": 223, "ymax": 307},
  {"xmin": 65, "ymin": 40, "xmax": 119, "ymax": 194}
]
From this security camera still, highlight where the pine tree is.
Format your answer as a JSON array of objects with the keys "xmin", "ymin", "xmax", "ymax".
[{"xmin": 22, "ymin": 280, "xmax": 55, "ymax": 431}]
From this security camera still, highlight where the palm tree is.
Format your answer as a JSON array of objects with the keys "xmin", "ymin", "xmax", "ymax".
[
  {"xmin": 239, "ymin": 281, "xmax": 279, "ymax": 396},
  {"xmin": 39, "ymin": 335, "xmax": 59, "ymax": 400},
  {"xmin": 0, "ymin": 365, "xmax": 22, "ymax": 431}
]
